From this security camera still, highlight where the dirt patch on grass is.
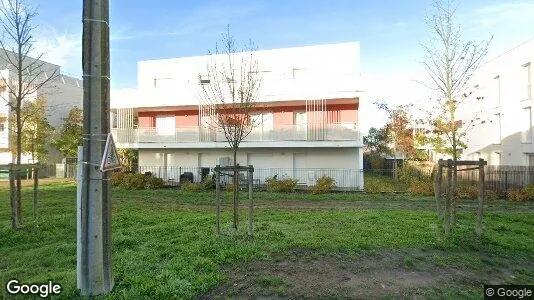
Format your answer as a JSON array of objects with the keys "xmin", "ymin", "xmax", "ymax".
[{"xmin": 201, "ymin": 248, "xmax": 529, "ymax": 299}]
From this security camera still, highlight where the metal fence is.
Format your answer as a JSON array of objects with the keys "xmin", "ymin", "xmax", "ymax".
[{"xmin": 138, "ymin": 166, "xmax": 364, "ymax": 191}]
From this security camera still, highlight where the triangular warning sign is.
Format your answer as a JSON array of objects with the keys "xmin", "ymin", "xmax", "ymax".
[{"xmin": 100, "ymin": 133, "xmax": 121, "ymax": 172}]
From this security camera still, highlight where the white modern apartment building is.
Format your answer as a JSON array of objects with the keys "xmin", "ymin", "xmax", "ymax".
[
  {"xmin": 463, "ymin": 37, "xmax": 534, "ymax": 166},
  {"xmin": 0, "ymin": 53, "xmax": 83, "ymax": 164},
  {"xmin": 111, "ymin": 42, "xmax": 364, "ymax": 190}
]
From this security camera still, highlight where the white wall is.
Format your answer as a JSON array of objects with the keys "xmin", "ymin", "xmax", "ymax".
[
  {"xmin": 463, "ymin": 38, "xmax": 534, "ymax": 165},
  {"xmin": 112, "ymin": 42, "xmax": 362, "ymax": 109},
  {"xmin": 138, "ymin": 147, "xmax": 363, "ymax": 189}
]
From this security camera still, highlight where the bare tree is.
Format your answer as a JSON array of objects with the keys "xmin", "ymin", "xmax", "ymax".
[
  {"xmin": 419, "ymin": 0, "xmax": 491, "ymax": 227},
  {"xmin": 198, "ymin": 28, "xmax": 262, "ymax": 231},
  {"xmin": 0, "ymin": 0, "xmax": 58, "ymax": 229}
]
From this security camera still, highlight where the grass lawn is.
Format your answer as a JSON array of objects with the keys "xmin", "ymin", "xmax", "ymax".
[{"xmin": 1, "ymin": 181, "xmax": 534, "ymax": 299}]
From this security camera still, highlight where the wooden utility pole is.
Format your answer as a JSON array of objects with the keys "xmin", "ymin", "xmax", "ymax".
[{"xmin": 77, "ymin": 0, "xmax": 113, "ymax": 295}]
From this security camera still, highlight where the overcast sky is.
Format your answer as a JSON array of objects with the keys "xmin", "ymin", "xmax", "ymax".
[{"xmin": 29, "ymin": 0, "xmax": 534, "ymax": 132}]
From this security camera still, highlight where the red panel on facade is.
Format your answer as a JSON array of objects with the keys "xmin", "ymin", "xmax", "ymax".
[
  {"xmin": 138, "ymin": 112, "xmax": 156, "ymax": 128},
  {"xmin": 175, "ymin": 110, "xmax": 199, "ymax": 126},
  {"xmin": 135, "ymin": 100, "xmax": 359, "ymax": 128}
]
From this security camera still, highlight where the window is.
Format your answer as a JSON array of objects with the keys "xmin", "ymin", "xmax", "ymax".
[
  {"xmin": 491, "ymin": 152, "xmax": 501, "ymax": 166},
  {"xmin": 494, "ymin": 113, "xmax": 501, "ymax": 144},
  {"xmin": 524, "ymin": 62, "xmax": 532, "ymax": 99},
  {"xmin": 0, "ymin": 123, "xmax": 4, "ymax": 132},
  {"xmin": 522, "ymin": 107, "xmax": 532, "ymax": 143},
  {"xmin": 493, "ymin": 75, "xmax": 501, "ymax": 106},
  {"xmin": 199, "ymin": 75, "xmax": 210, "ymax": 85}
]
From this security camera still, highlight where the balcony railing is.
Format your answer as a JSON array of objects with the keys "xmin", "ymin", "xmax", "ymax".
[{"xmin": 111, "ymin": 123, "xmax": 361, "ymax": 144}]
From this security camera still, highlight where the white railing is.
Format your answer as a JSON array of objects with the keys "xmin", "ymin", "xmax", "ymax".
[{"xmin": 112, "ymin": 123, "xmax": 360, "ymax": 144}]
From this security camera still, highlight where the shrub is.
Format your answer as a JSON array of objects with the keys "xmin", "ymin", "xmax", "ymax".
[
  {"xmin": 312, "ymin": 176, "xmax": 335, "ymax": 194},
  {"xmin": 398, "ymin": 165, "xmax": 430, "ymax": 185},
  {"xmin": 507, "ymin": 188, "xmax": 528, "ymax": 202},
  {"xmin": 364, "ymin": 176, "xmax": 394, "ymax": 193},
  {"xmin": 408, "ymin": 181, "xmax": 434, "ymax": 196},
  {"xmin": 181, "ymin": 181, "xmax": 203, "ymax": 192},
  {"xmin": 146, "ymin": 176, "xmax": 165, "ymax": 189},
  {"xmin": 266, "ymin": 177, "xmax": 298, "ymax": 193},
  {"xmin": 111, "ymin": 171, "xmax": 166, "ymax": 189},
  {"xmin": 111, "ymin": 171, "xmax": 127, "ymax": 187},
  {"xmin": 201, "ymin": 174, "xmax": 216, "ymax": 190},
  {"xmin": 484, "ymin": 190, "xmax": 499, "ymax": 201},
  {"xmin": 456, "ymin": 184, "xmax": 479, "ymax": 200},
  {"xmin": 124, "ymin": 173, "xmax": 150, "ymax": 190},
  {"xmin": 523, "ymin": 184, "xmax": 534, "ymax": 200},
  {"xmin": 506, "ymin": 184, "xmax": 534, "ymax": 201}
]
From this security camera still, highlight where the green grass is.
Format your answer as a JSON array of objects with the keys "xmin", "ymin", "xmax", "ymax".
[{"xmin": 1, "ymin": 182, "xmax": 533, "ymax": 299}]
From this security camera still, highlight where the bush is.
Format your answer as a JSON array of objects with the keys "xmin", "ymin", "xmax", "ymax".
[
  {"xmin": 523, "ymin": 184, "xmax": 534, "ymax": 200},
  {"xmin": 456, "ymin": 184, "xmax": 479, "ymax": 200},
  {"xmin": 408, "ymin": 181, "xmax": 434, "ymax": 196},
  {"xmin": 124, "ymin": 173, "xmax": 150, "ymax": 190},
  {"xmin": 201, "ymin": 174, "xmax": 215, "ymax": 190},
  {"xmin": 485, "ymin": 189, "xmax": 499, "ymax": 201},
  {"xmin": 364, "ymin": 176, "xmax": 394, "ymax": 193},
  {"xmin": 146, "ymin": 176, "xmax": 165, "ymax": 189},
  {"xmin": 398, "ymin": 165, "xmax": 430, "ymax": 185},
  {"xmin": 111, "ymin": 171, "xmax": 166, "ymax": 189},
  {"xmin": 312, "ymin": 176, "xmax": 335, "ymax": 194},
  {"xmin": 508, "ymin": 188, "xmax": 529, "ymax": 202},
  {"xmin": 111, "ymin": 171, "xmax": 127, "ymax": 186},
  {"xmin": 181, "ymin": 181, "xmax": 203, "ymax": 192},
  {"xmin": 266, "ymin": 177, "xmax": 298, "ymax": 193},
  {"xmin": 507, "ymin": 184, "xmax": 534, "ymax": 201}
]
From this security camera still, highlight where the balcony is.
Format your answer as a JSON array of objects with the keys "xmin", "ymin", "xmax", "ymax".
[{"xmin": 111, "ymin": 123, "xmax": 361, "ymax": 147}]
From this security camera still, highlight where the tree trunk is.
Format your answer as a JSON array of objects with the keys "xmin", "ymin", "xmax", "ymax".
[
  {"xmin": 15, "ymin": 101, "xmax": 22, "ymax": 227},
  {"xmin": 232, "ymin": 148, "xmax": 238, "ymax": 230},
  {"xmin": 451, "ymin": 130, "xmax": 458, "ymax": 227}
]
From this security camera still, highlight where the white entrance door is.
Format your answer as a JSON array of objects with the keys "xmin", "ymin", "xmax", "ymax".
[{"xmin": 293, "ymin": 153, "xmax": 307, "ymax": 184}]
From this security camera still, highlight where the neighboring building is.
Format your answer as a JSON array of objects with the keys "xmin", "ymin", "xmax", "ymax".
[
  {"xmin": 0, "ymin": 52, "xmax": 83, "ymax": 164},
  {"xmin": 462, "ymin": 37, "xmax": 534, "ymax": 166},
  {"xmin": 111, "ymin": 42, "xmax": 364, "ymax": 190}
]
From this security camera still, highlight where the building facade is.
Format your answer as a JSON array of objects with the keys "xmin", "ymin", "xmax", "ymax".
[
  {"xmin": 111, "ymin": 42, "xmax": 364, "ymax": 190},
  {"xmin": 462, "ymin": 37, "xmax": 534, "ymax": 166},
  {"xmin": 0, "ymin": 54, "xmax": 82, "ymax": 164}
]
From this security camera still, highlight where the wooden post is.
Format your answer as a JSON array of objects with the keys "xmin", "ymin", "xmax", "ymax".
[
  {"xmin": 434, "ymin": 161, "xmax": 443, "ymax": 221},
  {"xmin": 9, "ymin": 164, "xmax": 19, "ymax": 229},
  {"xmin": 233, "ymin": 164, "xmax": 239, "ymax": 231},
  {"xmin": 32, "ymin": 167, "xmax": 38, "ymax": 219},
  {"xmin": 476, "ymin": 159, "xmax": 485, "ymax": 237},
  {"xmin": 215, "ymin": 165, "xmax": 221, "ymax": 235},
  {"xmin": 248, "ymin": 166, "xmax": 253, "ymax": 235},
  {"xmin": 445, "ymin": 159, "xmax": 452, "ymax": 237}
]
